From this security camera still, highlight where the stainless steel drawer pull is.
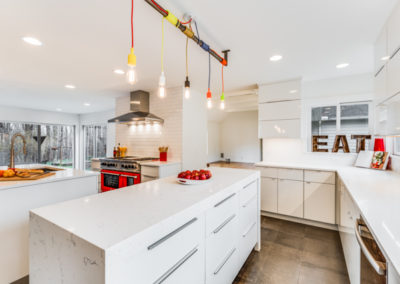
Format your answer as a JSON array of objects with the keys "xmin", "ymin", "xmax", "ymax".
[
  {"xmin": 148, "ymin": 218, "xmax": 198, "ymax": 250},
  {"xmin": 243, "ymin": 180, "xmax": 256, "ymax": 189},
  {"xmin": 213, "ymin": 214, "xmax": 236, "ymax": 234},
  {"xmin": 242, "ymin": 196, "xmax": 256, "ymax": 208},
  {"xmin": 120, "ymin": 174, "xmax": 137, "ymax": 178},
  {"xmin": 214, "ymin": 248, "xmax": 236, "ymax": 275},
  {"xmin": 214, "ymin": 193, "xmax": 236, "ymax": 207},
  {"xmin": 354, "ymin": 218, "xmax": 386, "ymax": 275},
  {"xmin": 153, "ymin": 247, "xmax": 198, "ymax": 284},
  {"xmin": 243, "ymin": 222, "xmax": 256, "ymax": 238}
]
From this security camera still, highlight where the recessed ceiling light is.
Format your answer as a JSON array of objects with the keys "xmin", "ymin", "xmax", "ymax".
[
  {"xmin": 56, "ymin": 108, "xmax": 62, "ymax": 112},
  {"xmin": 22, "ymin": 37, "xmax": 43, "ymax": 46},
  {"xmin": 270, "ymin": 55, "xmax": 283, "ymax": 62},
  {"xmin": 114, "ymin": 69, "xmax": 125, "ymax": 75},
  {"xmin": 65, "ymin": 84, "xmax": 76, "ymax": 89},
  {"xmin": 381, "ymin": 56, "xmax": 390, "ymax": 61},
  {"xmin": 336, "ymin": 63, "xmax": 349, "ymax": 69},
  {"xmin": 83, "ymin": 103, "xmax": 91, "ymax": 106},
  {"xmin": 289, "ymin": 90, "xmax": 298, "ymax": 94}
]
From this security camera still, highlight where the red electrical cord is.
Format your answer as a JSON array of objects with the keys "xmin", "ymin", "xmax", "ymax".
[
  {"xmin": 151, "ymin": 0, "xmax": 168, "ymax": 15},
  {"xmin": 131, "ymin": 0, "xmax": 134, "ymax": 48},
  {"xmin": 180, "ymin": 18, "xmax": 192, "ymax": 25}
]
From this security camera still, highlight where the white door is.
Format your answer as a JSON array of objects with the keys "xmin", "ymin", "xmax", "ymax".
[
  {"xmin": 260, "ymin": 177, "xmax": 278, "ymax": 213},
  {"xmin": 277, "ymin": 179, "xmax": 303, "ymax": 218},
  {"xmin": 304, "ymin": 182, "xmax": 335, "ymax": 224}
]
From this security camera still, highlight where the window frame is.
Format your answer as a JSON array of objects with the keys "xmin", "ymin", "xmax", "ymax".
[
  {"xmin": 81, "ymin": 124, "xmax": 108, "ymax": 170},
  {"xmin": 307, "ymin": 100, "xmax": 373, "ymax": 152}
]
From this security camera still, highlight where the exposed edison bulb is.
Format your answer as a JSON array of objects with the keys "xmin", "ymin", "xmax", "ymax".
[
  {"xmin": 220, "ymin": 100, "xmax": 225, "ymax": 110},
  {"xmin": 126, "ymin": 65, "xmax": 137, "ymax": 85},
  {"xmin": 207, "ymin": 98, "xmax": 212, "ymax": 109},
  {"xmin": 159, "ymin": 72, "xmax": 166, "ymax": 98},
  {"xmin": 184, "ymin": 87, "xmax": 190, "ymax": 99}
]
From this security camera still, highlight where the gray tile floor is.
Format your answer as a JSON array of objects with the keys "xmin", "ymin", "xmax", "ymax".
[{"xmin": 233, "ymin": 216, "xmax": 350, "ymax": 284}]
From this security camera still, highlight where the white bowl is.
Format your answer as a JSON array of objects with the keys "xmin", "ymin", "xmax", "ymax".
[{"xmin": 176, "ymin": 177, "xmax": 212, "ymax": 185}]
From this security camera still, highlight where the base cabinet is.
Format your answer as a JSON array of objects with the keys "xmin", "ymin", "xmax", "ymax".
[
  {"xmin": 277, "ymin": 179, "xmax": 303, "ymax": 218},
  {"xmin": 304, "ymin": 182, "xmax": 335, "ymax": 224},
  {"xmin": 260, "ymin": 177, "xmax": 278, "ymax": 213}
]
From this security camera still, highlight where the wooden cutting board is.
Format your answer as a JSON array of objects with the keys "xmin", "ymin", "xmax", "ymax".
[{"xmin": 0, "ymin": 172, "xmax": 56, "ymax": 181}]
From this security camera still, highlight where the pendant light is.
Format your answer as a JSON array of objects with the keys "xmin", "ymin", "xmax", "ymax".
[
  {"xmin": 207, "ymin": 53, "xmax": 212, "ymax": 108},
  {"xmin": 127, "ymin": 0, "xmax": 137, "ymax": 85},
  {"xmin": 184, "ymin": 37, "xmax": 190, "ymax": 99},
  {"xmin": 159, "ymin": 17, "xmax": 166, "ymax": 98},
  {"xmin": 220, "ymin": 65, "xmax": 225, "ymax": 110}
]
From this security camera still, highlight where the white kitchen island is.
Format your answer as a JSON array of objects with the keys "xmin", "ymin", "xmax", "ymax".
[
  {"xmin": 29, "ymin": 167, "xmax": 260, "ymax": 284},
  {"xmin": 0, "ymin": 165, "xmax": 99, "ymax": 284}
]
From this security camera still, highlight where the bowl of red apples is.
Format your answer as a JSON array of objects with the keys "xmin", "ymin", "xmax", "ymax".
[{"xmin": 177, "ymin": 169, "xmax": 212, "ymax": 185}]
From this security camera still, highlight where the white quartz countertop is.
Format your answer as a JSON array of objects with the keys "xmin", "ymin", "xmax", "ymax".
[
  {"xmin": 30, "ymin": 167, "xmax": 259, "ymax": 250},
  {"xmin": 257, "ymin": 159, "xmax": 400, "ymax": 274},
  {"xmin": 138, "ymin": 160, "xmax": 181, "ymax": 167},
  {"xmin": 0, "ymin": 164, "xmax": 99, "ymax": 190}
]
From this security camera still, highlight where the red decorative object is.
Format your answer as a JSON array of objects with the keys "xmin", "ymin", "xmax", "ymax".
[
  {"xmin": 374, "ymin": 138, "xmax": 385, "ymax": 152},
  {"xmin": 160, "ymin": 151, "xmax": 167, "ymax": 161}
]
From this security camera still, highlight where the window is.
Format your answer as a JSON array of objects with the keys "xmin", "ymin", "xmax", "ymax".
[
  {"xmin": 0, "ymin": 122, "xmax": 75, "ymax": 167},
  {"xmin": 311, "ymin": 102, "xmax": 371, "ymax": 152},
  {"xmin": 83, "ymin": 125, "xmax": 107, "ymax": 170}
]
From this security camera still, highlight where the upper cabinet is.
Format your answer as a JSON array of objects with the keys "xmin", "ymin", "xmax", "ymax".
[
  {"xmin": 387, "ymin": 4, "xmax": 400, "ymax": 58},
  {"xmin": 374, "ymin": 28, "xmax": 388, "ymax": 75},
  {"xmin": 258, "ymin": 79, "xmax": 302, "ymax": 139}
]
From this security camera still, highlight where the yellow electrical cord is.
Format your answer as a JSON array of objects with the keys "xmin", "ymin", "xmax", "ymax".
[{"xmin": 161, "ymin": 17, "xmax": 164, "ymax": 72}]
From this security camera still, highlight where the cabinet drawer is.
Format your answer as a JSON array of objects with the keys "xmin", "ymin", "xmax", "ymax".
[
  {"xmin": 304, "ymin": 182, "xmax": 335, "ymax": 224},
  {"xmin": 261, "ymin": 177, "xmax": 278, "ymax": 213},
  {"xmin": 207, "ymin": 246, "xmax": 238, "ymax": 284},
  {"xmin": 277, "ymin": 179, "xmax": 303, "ymax": 218},
  {"xmin": 207, "ymin": 213, "xmax": 238, "ymax": 277},
  {"xmin": 128, "ymin": 216, "xmax": 203, "ymax": 283},
  {"xmin": 206, "ymin": 191, "xmax": 238, "ymax": 235},
  {"xmin": 304, "ymin": 170, "xmax": 335, "ymax": 185},
  {"xmin": 257, "ymin": 167, "xmax": 278, "ymax": 178},
  {"xmin": 141, "ymin": 166, "xmax": 159, "ymax": 178},
  {"xmin": 240, "ymin": 179, "xmax": 257, "ymax": 207},
  {"xmin": 238, "ymin": 218, "xmax": 257, "ymax": 269},
  {"xmin": 239, "ymin": 195, "xmax": 257, "ymax": 236},
  {"xmin": 278, "ymin": 168, "xmax": 303, "ymax": 181}
]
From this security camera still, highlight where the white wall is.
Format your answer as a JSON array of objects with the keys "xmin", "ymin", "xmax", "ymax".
[
  {"xmin": 207, "ymin": 121, "xmax": 220, "ymax": 163},
  {"xmin": 220, "ymin": 111, "xmax": 261, "ymax": 163}
]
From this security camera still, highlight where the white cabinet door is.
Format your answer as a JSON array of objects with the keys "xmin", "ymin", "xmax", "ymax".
[
  {"xmin": 277, "ymin": 179, "xmax": 303, "ymax": 218},
  {"xmin": 304, "ymin": 182, "xmax": 335, "ymax": 224},
  {"xmin": 374, "ymin": 66, "xmax": 387, "ymax": 104},
  {"xmin": 387, "ymin": 2, "xmax": 400, "ymax": 57},
  {"xmin": 374, "ymin": 28, "xmax": 388, "ymax": 73},
  {"xmin": 387, "ymin": 50, "xmax": 400, "ymax": 98},
  {"xmin": 259, "ymin": 119, "xmax": 301, "ymax": 139},
  {"xmin": 259, "ymin": 100, "xmax": 301, "ymax": 120},
  {"xmin": 258, "ymin": 79, "xmax": 301, "ymax": 103},
  {"xmin": 260, "ymin": 177, "xmax": 278, "ymax": 213}
]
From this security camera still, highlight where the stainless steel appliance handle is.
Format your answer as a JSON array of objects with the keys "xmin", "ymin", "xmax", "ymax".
[
  {"xmin": 148, "ymin": 218, "xmax": 198, "ymax": 250},
  {"xmin": 153, "ymin": 247, "xmax": 198, "ymax": 284},
  {"xmin": 120, "ymin": 174, "xmax": 137, "ymax": 178},
  {"xmin": 213, "ymin": 214, "xmax": 236, "ymax": 234},
  {"xmin": 103, "ymin": 173, "xmax": 120, "ymax": 176},
  {"xmin": 214, "ymin": 247, "xmax": 236, "ymax": 275},
  {"xmin": 214, "ymin": 193, "xmax": 236, "ymax": 207},
  {"xmin": 354, "ymin": 218, "xmax": 386, "ymax": 275}
]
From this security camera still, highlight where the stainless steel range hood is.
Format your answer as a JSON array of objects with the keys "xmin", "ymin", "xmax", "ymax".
[{"xmin": 108, "ymin": 90, "xmax": 164, "ymax": 125}]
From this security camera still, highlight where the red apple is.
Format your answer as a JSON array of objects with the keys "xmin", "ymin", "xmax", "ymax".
[{"xmin": 200, "ymin": 174, "xmax": 206, "ymax": 180}]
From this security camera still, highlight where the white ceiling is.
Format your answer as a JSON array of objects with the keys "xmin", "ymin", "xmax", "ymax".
[{"xmin": 0, "ymin": 0, "xmax": 397, "ymax": 114}]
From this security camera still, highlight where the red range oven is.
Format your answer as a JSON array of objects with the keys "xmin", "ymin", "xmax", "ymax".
[{"xmin": 101, "ymin": 170, "xmax": 141, "ymax": 192}]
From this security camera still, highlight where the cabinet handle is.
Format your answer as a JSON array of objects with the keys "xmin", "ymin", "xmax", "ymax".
[
  {"xmin": 213, "ymin": 214, "xmax": 236, "ymax": 234},
  {"xmin": 153, "ymin": 247, "xmax": 198, "ymax": 284},
  {"xmin": 390, "ymin": 46, "xmax": 400, "ymax": 59},
  {"xmin": 242, "ymin": 196, "xmax": 256, "ymax": 208},
  {"xmin": 243, "ymin": 222, "xmax": 256, "ymax": 238},
  {"xmin": 354, "ymin": 219, "xmax": 386, "ymax": 275},
  {"xmin": 214, "ymin": 248, "xmax": 236, "ymax": 275},
  {"xmin": 214, "ymin": 193, "xmax": 236, "ymax": 207},
  {"xmin": 148, "ymin": 218, "xmax": 197, "ymax": 250},
  {"xmin": 243, "ymin": 180, "xmax": 256, "ymax": 189}
]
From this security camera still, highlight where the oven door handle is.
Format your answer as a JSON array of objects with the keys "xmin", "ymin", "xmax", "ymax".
[
  {"xmin": 354, "ymin": 218, "xmax": 386, "ymax": 275},
  {"xmin": 103, "ymin": 173, "xmax": 120, "ymax": 176},
  {"xmin": 120, "ymin": 174, "xmax": 138, "ymax": 178}
]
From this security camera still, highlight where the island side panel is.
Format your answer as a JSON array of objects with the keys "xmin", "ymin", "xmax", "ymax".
[
  {"xmin": 30, "ymin": 213, "xmax": 105, "ymax": 284},
  {"xmin": 0, "ymin": 175, "xmax": 98, "ymax": 284}
]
